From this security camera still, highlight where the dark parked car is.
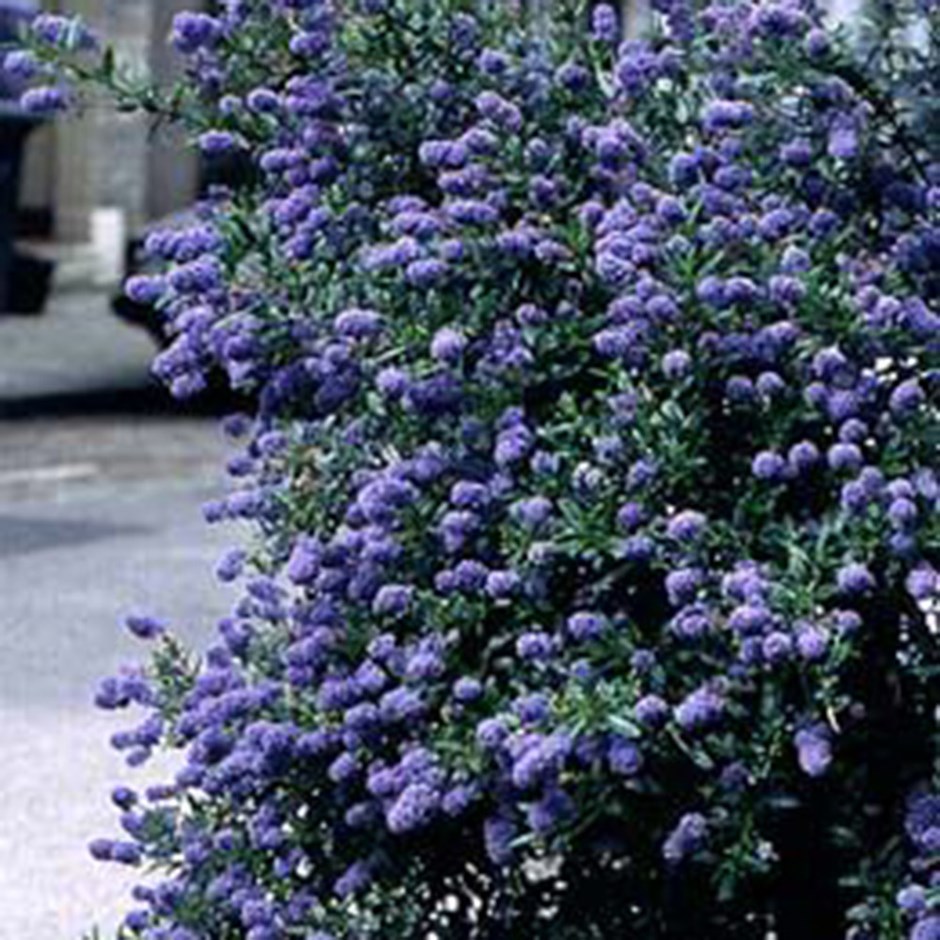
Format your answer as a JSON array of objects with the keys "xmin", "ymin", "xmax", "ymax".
[{"xmin": 0, "ymin": 0, "xmax": 54, "ymax": 314}]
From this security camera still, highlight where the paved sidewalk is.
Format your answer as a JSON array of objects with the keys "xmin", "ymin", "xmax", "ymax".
[
  {"xmin": 0, "ymin": 467, "xmax": 237, "ymax": 939},
  {"xmin": 0, "ymin": 287, "xmax": 244, "ymax": 938}
]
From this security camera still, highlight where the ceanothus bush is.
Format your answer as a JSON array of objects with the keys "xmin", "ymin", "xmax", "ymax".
[{"xmin": 8, "ymin": 0, "xmax": 939, "ymax": 937}]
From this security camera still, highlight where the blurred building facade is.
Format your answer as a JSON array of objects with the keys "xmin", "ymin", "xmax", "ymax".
[{"xmin": 19, "ymin": 0, "xmax": 199, "ymax": 266}]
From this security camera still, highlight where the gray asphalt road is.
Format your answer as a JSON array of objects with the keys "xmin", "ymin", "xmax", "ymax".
[{"xmin": 0, "ymin": 416, "xmax": 239, "ymax": 939}]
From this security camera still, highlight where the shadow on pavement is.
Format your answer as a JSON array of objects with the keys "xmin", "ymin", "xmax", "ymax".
[
  {"xmin": 0, "ymin": 382, "xmax": 247, "ymax": 421},
  {"xmin": 0, "ymin": 512, "xmax": 151, "ymax": 558}
]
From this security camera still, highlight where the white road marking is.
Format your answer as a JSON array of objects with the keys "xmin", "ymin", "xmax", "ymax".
[{"xmin": 0, "ymin": 463, "xmax": 101, "ymax": 486}]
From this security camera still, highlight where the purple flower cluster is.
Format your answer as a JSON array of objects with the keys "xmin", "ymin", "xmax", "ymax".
[{"xmin": 6, "ymin": 12, "xmax": 97, "ymax": 110}]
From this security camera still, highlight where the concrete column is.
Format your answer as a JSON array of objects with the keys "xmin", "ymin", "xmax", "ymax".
[
  {"xmin": 30, "ymin": 0, "xmax": 197, "ymax": 245},
  {"xmin": 51, "ymin": 0, "xmax": 97, "ymax": 243},
  {"xmin": 146, "ymin": 0, "xmax": 199, "ymax": 221},
  {"xmin": 92, "ymin": 0, "xmax": 154, "ymax": 232}
]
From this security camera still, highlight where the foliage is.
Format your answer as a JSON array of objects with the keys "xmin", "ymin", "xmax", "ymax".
[{"xmin": 6, "ymin": 0, "xmax": 939, "ymax": 937}]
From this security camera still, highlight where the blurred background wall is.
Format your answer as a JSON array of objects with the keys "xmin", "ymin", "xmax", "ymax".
[{"xmin": 17, "ymin": 0, "xmax": 200, "ymax": 278}]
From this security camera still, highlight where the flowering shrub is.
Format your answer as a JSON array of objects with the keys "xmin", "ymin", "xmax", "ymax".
[{"xmin": 8, "ymin": 0, "xmax": 939, "ymax": 937}]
